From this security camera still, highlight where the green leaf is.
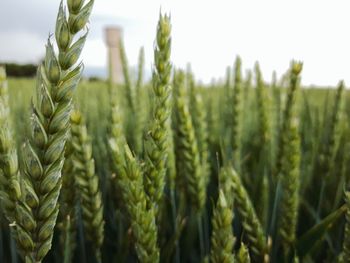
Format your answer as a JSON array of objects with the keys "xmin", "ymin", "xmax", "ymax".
[{"xmin": 296, "ymin": 204, "xmax": 346, "ymax": 258}]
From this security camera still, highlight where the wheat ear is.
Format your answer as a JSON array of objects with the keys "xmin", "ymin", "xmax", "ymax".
[
  {"xmin": 188, "ymin": 69, "xmax": 210, "ymax": 186},
  {"xmin": 173, "ymin": 69, "xmax": 205, "ymax": 213},
  {"xmin": 70, "ymin": 110, "xmax": 104, "ymax": 262},
  {"xmin": 134, "ymin": 47, "xmax": 145, "ymax": 154},
  {"xmin": 58, "ymin": 139, "xmax": 78, "ymax": 263},
  {"xmin": 0, "ymin": 66, "xmax": 21, "ymax": 223},
  {"xmin": 230, "ymin": 168, "xmax": 267, "ymax": 260},
  {"xmin": 109, "ymin": 98, "xmax": 159, "ymax": 262},
  {"xmin": 340, "ymin": 191, "xmax": 350, "ymax": 263},
  {"xmin": 222, "ymin": 66, "xmax": 232, "ymax": 137},
  {"xmin": 321, "ymin": 81, "xmax": 344, "ymax": 178},
  {"xmin": 210, "ymin": 189, "xmax": 235, "ymax": 263},
  {"xmin": 275, "ymin": 63, "xmax": 302, "ymax": 178},
  {"xmin": 15, "ymin": 1, "xmax": 93, "ymax": 261},
  {"xmin": 236, "ymin": 243, "xmax": 251, "ymax": 263},
  {"xmin": 243, "ymin": 69, "xmax": 252, "ymax": 110},
  {"xmin": 255, "ymin": 62, "xmax": 270, "ymax": 147},
  {"xmin": 210, "ymin": 166, "xmax": 236, "ymax": 262},
  {"xmin": 278, "ymin": 62, "xmax": 302, "ymax": 254},
  {"xmin": 109, "ymin": 136, "xmax": 160, "ymax": 262},
  {"xmin": 144, "ymin": 13, "xmax": 172, "ymax": 213},
  {"xmin": 231, "ymin": 56, "xmax": 242, "ymax": 170},
  {"xmin": 119, "ymin": 39, "xmax": 135, "ymax": 114}
]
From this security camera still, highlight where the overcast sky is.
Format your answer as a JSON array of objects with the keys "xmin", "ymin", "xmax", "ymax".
[{"xmin": 1, "ymin": 0, "xmax": 350, "ymax": 85}]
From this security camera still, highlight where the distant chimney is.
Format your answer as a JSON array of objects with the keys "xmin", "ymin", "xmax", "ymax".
[{"xmin": 105, "ymin": 27, "xmax": 123, "ymax": 84}]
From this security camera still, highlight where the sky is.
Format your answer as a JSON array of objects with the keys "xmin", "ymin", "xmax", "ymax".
[{"xmin": 1, "ymin": 0, "xmax": 350, "ymax": 86}]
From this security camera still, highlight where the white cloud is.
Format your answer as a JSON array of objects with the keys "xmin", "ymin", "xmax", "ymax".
[
  {"xmin": 2, "ymin": 0, "xmax": 350, "ymax": 85},
  {"xmin": 0, "ymin": 32, "xmax": 45, "ymax": 63}
]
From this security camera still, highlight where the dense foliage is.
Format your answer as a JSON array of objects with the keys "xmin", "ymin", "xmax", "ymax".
[{"xmin": 0, "ymin": 63, "xmax": 37, "ymax": 77}]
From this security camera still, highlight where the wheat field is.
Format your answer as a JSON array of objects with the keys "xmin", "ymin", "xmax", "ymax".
[{"xmin": 1, "ymin": 0, "xmax": 350, "ymax": 263}]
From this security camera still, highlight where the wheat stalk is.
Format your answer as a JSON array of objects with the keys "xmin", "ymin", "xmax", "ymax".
[
  {"xmin": 322, "ymin": 81, "xmax": 344, "ymax": 177},
  {"xmin": 255, "ymin": 62, "xmax": 270, "ymax": 149},
  {"xmin": 271, "ymin": 71, "xmax": 281, "ymax": 141},
  {"xmin": 231, "ymin": 56, "xmax": 242, "ymax": 171},
  {"xmin": 0, "ymin": 66, "xmax": 21, "ymax": 223},
  {"xmin": 119, "ymin": 39, "xmax": 135, "ymax": 115},
  {"xmin": 278, "ymin": 62, "xmax": 302, "ymax": 254},
  {"xmin": 279, "ymin": 118, "xmax": 300, "ymax": 251},
  {"xmin": 230, "ymin": 167, "xmax": 267, "ymax": 260},
  {"xmin": 118, "ymin": 39, "xmax": 140, "ymax": 153},
  {"xmin": 222, "ymin": 66, "xmax": 232, "ymax": 137},
  {"xmin": 188, "ymin": 69, "xmax": 210, "ymax": 186},
  {"xmin": 210, "ymin": 165, "xmax": 236, "ymax": 263},
  {"xmin": 173, "ymin": 69, "xmax": 205, "ymax": 213},
  {"xmin": 108, "ymin": 103, "xmax": 126, "ymax": 180},
  {"xmin": 243, "ymin": 69, "xmax": 252, "ymax": 110},
  {"xmin": 340, "ymin": 191, "xmax": 350, "ymax": 263},
  {"xmin": 275, "ymin": 63, "xmax": 302, "ymax": 179},
  {"xmin": 210, "ymin": 189, "xmax": 235, "ymax": 263},
  {"xmin": 108, "ymin": 91, "xmax": 159, "ymax": 262},
  {"xmin": 14, "ymin": 1, "xmax": 93, "ymax": 261},
  {"xmin": 144, "ymin": 13, "xmax": 172, "ymax": 213},
  {"xmin": 58, "ymin": 139, "xmax": 77, "ymax": 263},
  {"xmin": 134, "ymin": 47, "xmax": 145, "ymax": 154},
  {"xmin": 70, "ymin": 110, "xmax": 104, "ymax": 262},
  {"xmin": 109, "ymin": 136, "xmax": 160, "ymax": 262},
  {"xmin": 252, "ymin": 62, "xmax": 271, "ymax": 228}
]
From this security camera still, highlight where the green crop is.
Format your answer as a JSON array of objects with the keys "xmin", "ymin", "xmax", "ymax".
[{"xmin": 1, "ymin": 2, "xmax": 350, "ymax": 263}]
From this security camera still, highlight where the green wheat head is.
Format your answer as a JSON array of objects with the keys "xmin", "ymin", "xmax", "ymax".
[
  {"xmin": 0, "ymin": 66, "xmax": 21, "ymax": 223},
  {"xmin": 58, "ymin": 139, "xmax": 78, "ymax": 263},
  {"xmin": 243, "ymin": 69, "xmax": 252, "ymax": 108},
  {"xmin": 119, "ymin": 39, "xmax": 135, "ymax": 114},
  {"xmin": 188, "ymin": 69, "xmax": 210, "ymax": 186},
  {"xmin": 14, "ymin": 1, "xmax": 93, "ymax": 261},
  {"xmin": 230, "ymin": 167, "xmax": 267, "ymax": 261},
  {"xmin": 172, "ymin": 69, "xmax": 206, "ymax": 213},
  {"xmin": 236, "ymin": 243, "xmax": 251, "ymax": 263},
  {"xmin": 109, "ymin": 100, "xmax": 159, "ymax": 262},
  {"xmin": 70, "ymin": 110, "xmax": 104, "ymax": 262},
  {"xmin": 340, "ymin": 191, "xmax": 350, "ymax": 263},
  {"xmin": 134, "ymin": 47, "xmax": 145, "ymax": 154},
  {"xmin": 275, "ymin": 62, "xmax": 302, "ymax": 179},
  {"xmin": 321, "ymin": 80, "xmax": 344, "ymax": 177},
  {"xmin": 144, "ymin": 13, "xmax": 172, "ymax": 213},
  {"xmin": 210, "ymin": 189, "xmax": 235, "ymax": 263},
  {"xmin": 278, "ymin": 62, "xmax": 302, "ymax": 253},
  {"xmin": 255, "ymin": 62, "xmax": 270, "ymax": 147},
  {"xmin": 109, "ymin": 139, "xmax": 160, "ymax": 262},
  {"xmin": 223, "ymin": 66, "xmax": 232, "ymax": 136},
  {"xmin": 231, "ymin": 56, "xmax": 242, "ymax": 170}
]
